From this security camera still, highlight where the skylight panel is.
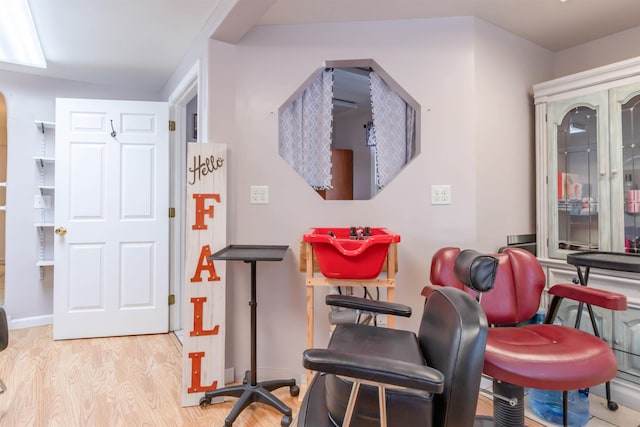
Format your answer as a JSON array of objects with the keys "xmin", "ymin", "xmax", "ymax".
[{"xmin": 0, "ymin": 0, "xmax": 46, "ymax": 68}]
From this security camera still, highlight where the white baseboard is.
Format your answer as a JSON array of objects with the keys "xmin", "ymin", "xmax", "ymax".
[
  {"xmin": 225, "ymin": 367, "xmax": 234, "ymax": 385},
  {"xmin": 9, "ymin": 314, "xmax": 53, "ymax": 330}
]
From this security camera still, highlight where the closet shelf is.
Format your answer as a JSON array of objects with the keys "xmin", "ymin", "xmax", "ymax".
[
  {"xmin": 34, "ymin": 120, "xmax": 55, "ymax": 130},
  {"xmin": 34, "ymin": 156, "xmax": 55, "ymax": 163},
  {"xmin": 35, "ymin": 119, "xmax": 56, "ymax": 274}
]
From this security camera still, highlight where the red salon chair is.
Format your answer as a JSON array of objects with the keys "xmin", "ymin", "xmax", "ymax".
[
  {"xmin": 424, "ymin": 247, "xmax": 627, "ymax": 427},
  {"xmin": 298, "ymin": 250, "xmax": 496, "ymax": 427}
]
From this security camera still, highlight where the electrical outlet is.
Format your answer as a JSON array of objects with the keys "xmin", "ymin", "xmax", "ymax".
[
  {"xmin": 431, "ymin": 185, "xmax": 451, "ymax": 205},
  {"xmin": 250, "ymin": 185, "xmax": 269, "ymax": 204}
]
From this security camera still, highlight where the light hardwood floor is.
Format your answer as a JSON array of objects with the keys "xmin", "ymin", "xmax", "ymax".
[{"xmin": 0, "ymin": 325, "xmax": 540, "ymax": 427}]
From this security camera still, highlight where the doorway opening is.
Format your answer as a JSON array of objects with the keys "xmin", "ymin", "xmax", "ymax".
[{"xmin": 168, "ymin": 62, "xmax": 200, "ymax": 338}]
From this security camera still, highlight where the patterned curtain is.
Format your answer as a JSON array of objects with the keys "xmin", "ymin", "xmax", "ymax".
[
  {"xmin": 369, "ymin": 71, "xmax": 415, "ymax": 188},
  {"xmin": 279, "ymin": 69, "xmax": 334, "ymax": 190}
]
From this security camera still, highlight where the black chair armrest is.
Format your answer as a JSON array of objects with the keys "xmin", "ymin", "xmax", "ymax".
[
  {"xmin": 325, "ymin": 294, "xmax": 412, "ymax": 318},
  {"xmin": 303, "ymin": 348, "xmax": 444, "ymax": 394}
]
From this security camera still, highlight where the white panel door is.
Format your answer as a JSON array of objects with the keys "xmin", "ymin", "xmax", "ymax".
[{"xmin": 53, "ymin": 98, "xmax": 169, "ymax": 339}]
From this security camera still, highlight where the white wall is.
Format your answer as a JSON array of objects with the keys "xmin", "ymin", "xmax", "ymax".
[
  {"xmin": 0, "ymin": 69, "xmax": 159, "ymax": 326},
  {"xmin": 553, "ymin": 26, "xmax": 640, "ymax": 78},
  {"xmin": 474, "ymin": 19, "xmax": 554, "ymax": 248},
  {"xmin": 207, "ymin": 17, "xmax": 553, "ymax": 382}
]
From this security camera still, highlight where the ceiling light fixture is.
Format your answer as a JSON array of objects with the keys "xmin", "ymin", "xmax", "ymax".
[{"xmin": 0, "ymin": 0, "xmax": 46, "ymax": 68}]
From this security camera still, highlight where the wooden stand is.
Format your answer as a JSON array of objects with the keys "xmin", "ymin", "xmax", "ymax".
[{"xmin": 301, "ymin": 241, "xmax": 397, "ymax": 382}]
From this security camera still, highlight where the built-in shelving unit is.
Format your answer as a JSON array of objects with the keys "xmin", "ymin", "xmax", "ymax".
[
  {"xmin": 534, "ymin": 58, "xmax": 640, "ymax": 412},
  {"xmin": 34, "ymin": 120, "xmax": 55, "ymax": 274}
]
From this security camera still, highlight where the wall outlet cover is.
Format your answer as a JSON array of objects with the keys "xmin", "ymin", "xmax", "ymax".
[{"xmin": 250, "ymin": 185, "xmax": 269, "ymax": 204}]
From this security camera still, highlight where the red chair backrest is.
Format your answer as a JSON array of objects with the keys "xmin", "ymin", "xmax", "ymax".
[{"xmin": 430, "ymin": 247, "xmax": 546, "ymax": 325}]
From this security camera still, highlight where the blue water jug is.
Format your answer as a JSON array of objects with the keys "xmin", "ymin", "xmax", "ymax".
[{"xmin": 528, "ymin": 388, "xmax": 590, "ymax": 426}]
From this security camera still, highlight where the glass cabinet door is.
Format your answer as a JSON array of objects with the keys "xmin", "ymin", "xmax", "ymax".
[
  {"xmin": 610, "ymin": 83, "xmax": 640, "ymax": 252},
  {"xmin": 547, "ymin": 91, "xmax": 609, "ymax": 259}
]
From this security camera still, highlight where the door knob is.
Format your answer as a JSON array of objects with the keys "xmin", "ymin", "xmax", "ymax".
[{"xmin": 55, "ymin": 227, "xmax": 67, "ymax": 236}]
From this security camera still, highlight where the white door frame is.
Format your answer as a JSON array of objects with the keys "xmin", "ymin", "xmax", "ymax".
[{"xmin": 168, "ymin": 61, "xmax": 202, "ymax": 331}]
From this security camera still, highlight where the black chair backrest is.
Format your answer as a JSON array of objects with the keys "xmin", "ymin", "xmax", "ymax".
[
  {"xmin": 0, "ymin": 308, "xmax": 7, "ymax": 351},
  {"xmin": 418, "ymin": 287, "xmax": 488, "ymax": 427}
]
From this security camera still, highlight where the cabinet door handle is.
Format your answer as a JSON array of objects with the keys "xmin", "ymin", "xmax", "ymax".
[
  {"xmin": 55, "ymin": 227, "xmax": 67, "ymax": 236},
  {"xmin": 600, "ymin": 170, "xmax": 606, "ymax": 176},
  {"xmin": 611, "ymin": 169, "xmax": 618, "ymax": 174}
]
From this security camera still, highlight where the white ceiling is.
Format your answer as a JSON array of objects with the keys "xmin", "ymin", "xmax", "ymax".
[
  {"xmin": 0, "ymin": 0, "xmax": 222, "ymax": 92},
  {"xmin": 2, "ymin": 0, "xmax": 640, "ymax": 92}
]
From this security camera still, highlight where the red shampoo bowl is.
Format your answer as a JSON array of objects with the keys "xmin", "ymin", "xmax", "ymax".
[{"xmin": 303, "ymin": 228, "xmax": 400, "ymax": 279}]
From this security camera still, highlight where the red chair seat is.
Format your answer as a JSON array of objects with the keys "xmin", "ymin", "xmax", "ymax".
[{"xmin": 484, "ymin": 324, "xmax": 618, "ymax": 391}]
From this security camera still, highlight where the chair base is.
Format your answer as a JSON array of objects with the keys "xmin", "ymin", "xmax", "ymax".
[
  {"xmin": 297, "ymin": 374, "xmax": 334, "ymax": 427},
  {"xmin": 473, "ymin": 416, "xmax": 496, "ymax": 426},
  {"xmin": 298, "ymin": 374, "xmax": 509, "ymax": 427},
  {"xmin": 200, "ymin": 370, "xmax": 299, "ymax": 427},
  {"xmin": 493, "ymin": 381, "xmax": 525, "ymax": 427}
]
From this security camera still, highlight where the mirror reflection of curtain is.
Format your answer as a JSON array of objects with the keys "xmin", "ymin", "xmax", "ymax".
[
  {"xmin": 279, "ymin": 69, "xmax": 334, "ymax": 190},
  {"xmin": 369, "ymin": 72, "xmax": 416, "ymax": 188}
]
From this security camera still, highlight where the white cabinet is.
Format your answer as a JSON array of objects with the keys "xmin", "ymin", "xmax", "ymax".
[
  {"xmin": 34, "ymin": 120, "xmax": 55, "ymax": 270},
  {"xmin": 534, "ymin": 57, "xmax": 640, "ymax": 411}
]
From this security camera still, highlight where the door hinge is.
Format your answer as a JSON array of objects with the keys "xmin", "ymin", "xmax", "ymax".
[
  {"xmin": 169, "ymin": 120, "xmax": 176, "ymax": 131},
  {"xmin": 169, "ymin": 207, "xmax": 175, "ymax": 218},
  {"xmin": 169, "ymin": 294, "xmax": 176, "ymax": 305}
]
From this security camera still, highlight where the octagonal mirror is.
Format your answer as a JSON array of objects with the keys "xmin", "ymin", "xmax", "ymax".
[{"xmin": 279, "ymin": 59, "xmax": 420, "ymax": 200}]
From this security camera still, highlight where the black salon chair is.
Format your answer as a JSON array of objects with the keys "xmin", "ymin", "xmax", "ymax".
[
  {"xmin": 0, "ymin": 307, "xmax": 8, "ymax": 394},
  {"xmin": 297, "ymin": 250, "xmax": 496, "ymax": 427}
]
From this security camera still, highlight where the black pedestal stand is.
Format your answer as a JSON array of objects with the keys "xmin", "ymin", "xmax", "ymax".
[{"xmin": 200, "ymin": 245, "xmax": 299, "ymax": 427}]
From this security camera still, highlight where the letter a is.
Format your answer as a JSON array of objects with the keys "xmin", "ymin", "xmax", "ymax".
[{"xmin": 190, "ymin": 245, "xmax": 220, "ymax": 283}]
